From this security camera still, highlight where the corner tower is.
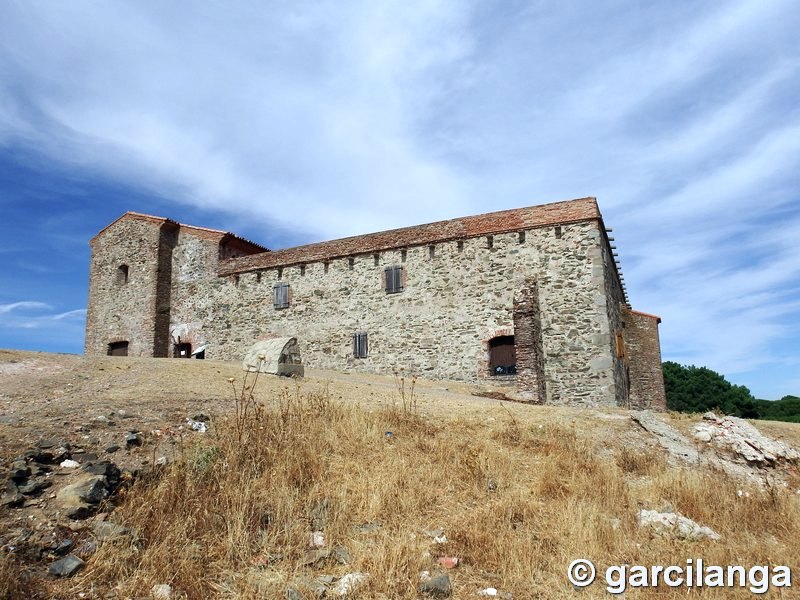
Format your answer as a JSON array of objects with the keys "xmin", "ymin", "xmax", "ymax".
[{"xmin": 84, "ymin": 213, "xmax": 178, "ymax": 357}]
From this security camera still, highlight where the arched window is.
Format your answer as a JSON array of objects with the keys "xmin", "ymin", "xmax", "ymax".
[
  {"xmin": 489, "ymin": 335, "xmax": 516, "ymax": 375},
  {"xmin": 117, "ymin": 264, "xmax": 129, "ymax": 285}
]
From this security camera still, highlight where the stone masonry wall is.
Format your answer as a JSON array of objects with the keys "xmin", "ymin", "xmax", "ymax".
[
  {"xmin": 167, "ymin": 228, "xmax": 229, "ymax": 352},
  {"xmin": 85, "ymin": 217, "xmax": 165, "ymax": 357},
  {"xmin": 597, "ymin": 228, "xmax": 629, "ymax": 405},
  {"xmin": 175, "ymin": 220, "xmax": 622, "ymax": 407},
  {"xmin": 622, "ymin": 308, "xmax": 667, "ymax": 410},
  {"xmin": 513, "ymin": 278, "xmax": 547, "ymax": 403}
]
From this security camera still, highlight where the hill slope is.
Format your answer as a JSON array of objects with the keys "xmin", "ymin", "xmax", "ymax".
[{"xmin": 1, "ymin": 350, "xmax": 798, "ymax": 599}]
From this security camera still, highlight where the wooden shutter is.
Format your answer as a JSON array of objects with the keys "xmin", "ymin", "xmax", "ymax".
[{"xmin": 274, "ymin": 283, "xmax": 289, "ymax": 308}]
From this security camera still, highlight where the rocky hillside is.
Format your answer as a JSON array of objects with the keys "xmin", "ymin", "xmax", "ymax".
[{"xmin": 1, "ymin": 350, "xmax": 798, "ymax": 599}]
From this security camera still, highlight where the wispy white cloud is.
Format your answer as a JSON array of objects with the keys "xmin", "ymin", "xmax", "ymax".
[
  {"xmin": 0, "ymin": 302, "xmax": 85, "ymax": 329},
  {"xmin": 0, "ymin": 301, "xmax": 51, "ymax": 314}
]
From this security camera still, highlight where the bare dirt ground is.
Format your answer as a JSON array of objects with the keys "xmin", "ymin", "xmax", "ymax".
[{"xmin": 0, "ymin": 349, "xmax": 645, "ymax": 469}]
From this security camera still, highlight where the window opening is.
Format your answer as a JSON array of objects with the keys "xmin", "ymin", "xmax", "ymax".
[
  {"xmin": 384, "ymin": 265, "xmax": 404, "ymax": 293},
  {"xmin": 274, "ymin": 283, "xmax": 290, "ymax": 309},
  {"xmin": 488, "ymin": 335, "xmax": 516, "ymax": 375},
  {"xmin": 353, "ymin": 332, "xmax": 368, "ymax": 358}
]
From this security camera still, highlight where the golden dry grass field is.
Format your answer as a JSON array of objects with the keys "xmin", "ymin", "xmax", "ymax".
[{"xmin": 1, "ymin": 349, "xmax": 799, "ymax": 599}]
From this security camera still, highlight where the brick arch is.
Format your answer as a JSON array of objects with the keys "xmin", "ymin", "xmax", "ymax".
[{"xmin": 477, "ymin": 327, "xmax": 515, "ymax": 378}]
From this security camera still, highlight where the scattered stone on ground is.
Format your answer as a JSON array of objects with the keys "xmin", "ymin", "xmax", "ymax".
[
  {"xmin": 420, "ymin": 572, "xmax": 452, "ymax": 597},
  {"xmin": 437, "ymin": 556, "xmax": 459, "ymax": 569},
  {"xmin": 638, "ymin": 509, "xmax": 721, "ymax": 541},
  {"xmin": 151, "ymin": 583, "xmax": 174, "ymax": 599},
  {"xmin": 330, "ymin": 572, "xmax": 368, "ymax": 597},
  {"xmin": 310, "ymin": 497, "xmax": 329, "ymax": 530},
  {"xmin": 478, "ymin": 588, "xmax": 512, "ymax": 598},
  {"xmin": 48, "ymin": 553, "xmax": 85, "ymax": 577}
]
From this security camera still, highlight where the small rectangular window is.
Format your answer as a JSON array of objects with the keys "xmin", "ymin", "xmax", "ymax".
[
  {"xmin": 324, "ymin": 261, "xmax": 329, "ymax": 274},
  {"xmin": 518, "ymin": 231, "xmax": 526, "ymax": 244},
  {"xmin": 457, "ymin": 240, "xmax": 464, "ymax": 252},
  {"xmin": 555, "ymin": 226, "xmax": 562, "ymax": 239},
  {"xmin": 349, "ymin": 258, "xmax": 355, "ymax": 271},
  {"xmin": 429, "ymin": 245, "xmax": 435, "ymax": 259},
  {"xmin": 373, "ymin": 253, "xmax": 380, "ymax": 266},
  {"xmin": 273, "ymin": 283, "xmax": 290, "ymax": 309},
  {"xmin": 256, "ymin": 272, "xmax": 262, "ymax": 283},
  {"xmin": 300, "ymin": 264, "xmax": 306, "ymax": 276},
  {"xmin": 487, "ymin": 235, "xmax": 494, "ymax": 249},
  {"xmin": 353, "ymin": 332, "xmax": 368, "ymax": 358},
  {"xmin": 384, "ymin": 265, "xmax": 404, "ymax": 294},
  {"xmin": 401, "ymin": 249, "xmax": 407, "ymax": 262}
]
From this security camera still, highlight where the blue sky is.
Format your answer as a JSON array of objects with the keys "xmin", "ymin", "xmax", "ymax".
[{"xmin": 0, "ymin": 1, "xmax": 798, "ymax": 399}]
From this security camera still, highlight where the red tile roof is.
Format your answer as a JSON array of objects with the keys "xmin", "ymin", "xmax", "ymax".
[
  {"xmin": 219, "ymin": 196, "xmax": 600, "ymax": 275},
  {"xmin": 91, "ymin": 211, "xmax": 268, "ymax": 253},
  {"xmin": 628, "ymin": 309, "xmax": 662, "ymax": 324}
]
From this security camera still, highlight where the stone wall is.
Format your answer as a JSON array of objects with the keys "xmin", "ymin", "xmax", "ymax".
[
  {"xmin": 85, "ymin": 216, "xmax": 165, "ymax": 357},
  {"xmin": 182, "ymin": 220, "xmax": 622, "ymax": 406},
  {"xmin": 622, "ymin": 308, "xmax": 667, "ymax": 410},
  {"xmin": 597, "ymin": 227, "xmax": 630, "ymax": 405},
  {"xmin": 85, "ymin": 202, "xmax": 665, "ymax": 409},
  {"xmin": 513, "ymin": 278, "xmax": 546, "ymax": 403}
]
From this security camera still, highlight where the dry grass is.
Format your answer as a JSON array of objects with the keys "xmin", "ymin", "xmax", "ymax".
[{"xmin": 41, "ymin": 380, "xmax": 799, "ymax": 599}]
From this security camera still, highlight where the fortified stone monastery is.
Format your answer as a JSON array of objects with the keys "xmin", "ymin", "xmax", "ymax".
[{"xmin": 85, "ymin": 197, "xmax": 666, "ymax": 409}]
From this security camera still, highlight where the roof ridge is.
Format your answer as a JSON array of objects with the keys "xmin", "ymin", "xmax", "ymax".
[{"xmin": 219, "ymin": 196, "xmax": 600, "ymax": 275}]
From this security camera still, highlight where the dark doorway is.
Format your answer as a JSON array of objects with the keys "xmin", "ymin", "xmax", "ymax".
[
  {"xmin": 107, "ymin": 341, "xmax": 129, "ymax": 356},
  {"xmin": 489, "ymin": 335, "xmax": 516, "ymax": 375},
  {"xmin": 173, "ymin": 343, "xmax": 192, "ymax": 358}
]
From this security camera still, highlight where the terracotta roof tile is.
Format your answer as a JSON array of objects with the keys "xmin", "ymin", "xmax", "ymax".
[
  {"xmin": 219, "ymin": 196, "xmax": 600, "ymax": 275},
  {"xmin": 91, "ymin": 211, "xmax": 268, "ymax": 253}
]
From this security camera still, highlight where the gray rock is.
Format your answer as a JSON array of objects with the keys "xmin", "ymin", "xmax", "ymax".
[
  {"xmin": 48, "ymin": 554, "xmax": 85, "ymax": 577},
  {"xmin": 293, "ymin": 575, "xmax": 327, "ymax": 597},
  {"xmin": 352, "ymin": 522, "xmax": 382, "ymax": 534},
  {"xmin": 330, "ymin": 572, "xmax": 368, "ymax": 596},
  {"xmin": 56, "ymin": 473, "xmax": 108, "ymax": 519},
  {"xmin": 300, "ymin": 547, "xmax": 330, "ymax": 567},
  {"xmin": 420, "ymin": 573, "xmax": 452, "ymax": 597},
  {"xmin": 638, "ymin": 509, "xmax": 721, "ymax": 541},
  {"xmin": 331, "ymin": 545, "xmax": 350, "ymax": 565},
  {"xmin": 91, "ymin": 520, "xmax": 135, "ymax": 542},
  {"xmin": 285, "ymin": 587, "xmax": 304, "ymax": 600},
  {"xmin": 65, "ymin": 505, "xmax": 94, "ymax": 520},
  {"xmin": 105, "ymin": 445, "xmax": 121, "ymax": 454},
  {"xmin": 125, "ymin": 432, "xmax": 142, "ymax": 447},
  {"xmin": 52, "ymin": 539, "xmax": 74, "ymax": 556},
  {"xmin": 10, "ymin": 460, "xmax": 30, "ymax": 481},
  {"xmin": 151, "ymin": 583, "xmax": 173, "ymax": 599},
  {"xmin": 309, "ymin": 498, "xmax": 328, "ymax": 530},
  {"xmin": 17, "ymin": 479, "xmax": 51, "ymax": 495},
  {"xmin": 1, "ymin": 492, "xmax": 24, "ymax": 508}
]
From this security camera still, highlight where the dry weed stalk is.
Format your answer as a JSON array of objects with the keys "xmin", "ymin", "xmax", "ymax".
[{"xmin": 65, "ymin": 381, "xmax": 800, "ymax": 600}]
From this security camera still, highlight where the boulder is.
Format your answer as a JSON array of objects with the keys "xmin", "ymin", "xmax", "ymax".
[
  {"xmin": 242, "ymin": 338, "xmax": 304, "ymax": 377},
  {"xmin": 420, "ymin": 573, "xmax": 452, "ymax": 597},
  {"xmin": 638, "ymin": 509, "xmax": 720, "ymax": 541},
  {"xmin": 48, "ymin": 554, "xmax": 85, "ymax": 577}
]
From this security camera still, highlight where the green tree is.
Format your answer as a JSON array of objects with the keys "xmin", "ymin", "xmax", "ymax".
[{"xmin": 662, "ymin": 361, "xmax": 759, "ymax": 418}]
